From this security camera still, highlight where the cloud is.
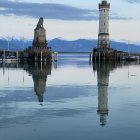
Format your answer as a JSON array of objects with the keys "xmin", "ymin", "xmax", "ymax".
[
  {"xmin": 0, "ymin": 0, "xmax": 131, "ymax": 21},
  {"xmin": 125, "ymin": 0, "xmax": 140, "ymax": 3},
  {"xmin": 110, "ymin": 13, "xmax": 132, "ymax": 20},
  {"xmin": 0, "ymin": 0, "xmax": 98, "ymax": 20}
]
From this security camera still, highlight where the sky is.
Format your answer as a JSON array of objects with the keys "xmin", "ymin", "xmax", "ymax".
[{"xmin": 0, "ymin": 0, "xmax": 140, "ymax": 44}]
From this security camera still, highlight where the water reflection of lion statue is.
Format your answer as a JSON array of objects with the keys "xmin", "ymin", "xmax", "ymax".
[{"xmin": 37, "ymin": 17, "xmax": 44, "ymax": 28}]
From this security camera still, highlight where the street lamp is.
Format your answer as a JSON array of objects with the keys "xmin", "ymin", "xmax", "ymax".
[
  {"xmin": 128, "ymin": 41, "xmax": 130, "ymax": 57},
  {"xmin": 7, "ymin": 36, "xmax": 10, "ymax": 51}
]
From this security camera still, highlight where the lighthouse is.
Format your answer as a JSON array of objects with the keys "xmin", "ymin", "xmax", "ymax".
[
  {"xmin": 92, "ymin": 1, "xmax": 124, "ymax": 61},
  {"xmin": 98, "ymin": 0, "xmax": 110, "ymax": 48}
]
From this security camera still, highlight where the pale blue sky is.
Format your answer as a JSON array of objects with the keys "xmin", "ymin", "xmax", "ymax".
[{"xmin": 0, "ymin": 0, "xmax": 140, "ymax": 43}]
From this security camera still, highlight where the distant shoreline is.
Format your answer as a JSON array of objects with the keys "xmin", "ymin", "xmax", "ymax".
[{"xmin": 52, "ymin": 52, "xmax": 91, "ymax": 54}]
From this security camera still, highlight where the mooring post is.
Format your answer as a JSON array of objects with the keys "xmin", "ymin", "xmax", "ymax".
[
  {"xmin": 35, "ymin": 53, "xmax": 37, "ymax": 62},
  {"xmin": 44, "ymin": 58, "xmax": 46, "ymax": 62},
  {"xmin": 41, "ymin": 61, "xmax": 42, "ymax": 72},
  {"xmin": 16, "ymin": 60, "xmax": 18, "ymax": 68},
  {"xmin": 54, "ymin": 61, "xmax": 58, "ymax": 69},
  {"xmin": 114, "ymin": 52, "xmax": 116, "ymax": 61},
  {"xmin": 41, "ymin": 51, "xmax": 42, "ymax": 62},
  {"xmin": 99, "ymin": 51, "xmax": 100, "ymax": 63},
  {"xmin": 16, "ymin": 51, "xmax": 19, "ymax": 62},
  {"xmin": 3, "ymin": 61, "xmax": 5, "ymax": 75},
  {"xmin": 104, "ymin": 52, "xmax": 105, "ymax": 61},
  {"xmin": 54, "ymin": 51, "xmax": 58, "ymax": 62},
  {"xmin": 3, "ymin": 50, "xmax": 5, "ymax": 62},
  {"xmin": 89, "ymin": 52, "xmax": 92, "ymax": 63}
]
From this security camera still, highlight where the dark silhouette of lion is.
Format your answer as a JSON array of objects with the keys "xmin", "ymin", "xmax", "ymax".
[{"xmin": 37, "ymin": 17, "xmax": 44, "ymax": 28}]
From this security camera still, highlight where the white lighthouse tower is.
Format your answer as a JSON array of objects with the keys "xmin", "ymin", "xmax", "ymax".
[{"xmin": 98, "ymin": 0, "xmax": 110, "ymax": 48}]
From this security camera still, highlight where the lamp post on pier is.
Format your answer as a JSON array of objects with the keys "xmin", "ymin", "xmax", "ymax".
[
  {"xmin": 7, "ymin": 36, "xmax": 10, "ymax": 51},
  {"xmin": 128, "ymin": 41, "xmax": 130, "ymax": 57}
]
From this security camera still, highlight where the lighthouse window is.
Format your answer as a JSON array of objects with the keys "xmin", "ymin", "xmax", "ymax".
[
  {"xmin": 104, "ymin": 9, "xmax": 105, "ymax": 12},
  {"xmin": 104, "ymin": 23, "xmax": 105, "ymax": 25}
]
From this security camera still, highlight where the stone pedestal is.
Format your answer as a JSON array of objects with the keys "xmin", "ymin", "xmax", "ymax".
[
  {"xmin": 92, "ymin": 48, "xmax": 116, "ymax": 61},
  {"xmin": 24, "ymin": 17, "xmax": 52, "ymax": 62}
]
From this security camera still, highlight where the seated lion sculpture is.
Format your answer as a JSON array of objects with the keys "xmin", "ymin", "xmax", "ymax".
[{"xmin": 37, "ymin": 17, "xmax": 44, "ymax": 28}]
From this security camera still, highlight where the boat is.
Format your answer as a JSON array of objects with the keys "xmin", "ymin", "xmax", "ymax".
[
  {"xmin": 0, "ymin": 56, "xmax": 17, "ymax": 63},
  {"xmin": 126, "ymin": 56, "xmax": 139, "ymax": 61},
  {"xmin": 0, "ymin": 56, "xmax": 3, "ymax": 62}
]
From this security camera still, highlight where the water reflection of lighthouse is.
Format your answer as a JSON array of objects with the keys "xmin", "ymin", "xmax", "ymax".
[
  {"xmin": 97, "ymin": 62, "xmax": 109, "ymax": 126},
  {"xmin": 94, "ymin": 62, "xmax": 115, "ymax": 126}
]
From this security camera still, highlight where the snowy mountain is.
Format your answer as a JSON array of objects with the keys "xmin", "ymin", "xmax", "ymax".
[{"xmin": 0, "ymin": 38, "xmax": 140, "ymax": 53}]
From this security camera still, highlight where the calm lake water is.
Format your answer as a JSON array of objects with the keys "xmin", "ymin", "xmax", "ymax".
[{"xmin": 0, "ymin": 54, "xmax": 140, "ymax": 140}]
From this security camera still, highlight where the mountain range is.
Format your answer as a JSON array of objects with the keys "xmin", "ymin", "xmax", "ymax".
[{"xmin": 0, "ymin": 38, "xmax": 140, "ymax": 53}]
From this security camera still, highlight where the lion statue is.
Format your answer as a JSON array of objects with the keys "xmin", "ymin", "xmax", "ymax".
[{"xmin": 37, "ymin": 17, "xmax": 44, "ymax": 28}]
